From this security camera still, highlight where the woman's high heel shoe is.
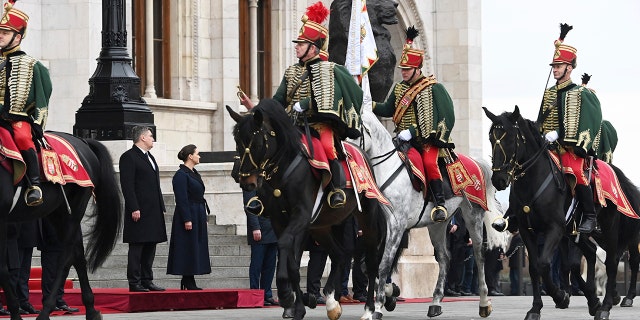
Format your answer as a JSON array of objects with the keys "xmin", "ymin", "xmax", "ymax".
[{"xmin": 181, "ymin": 276, "xmax": 203, "ymax": 290}]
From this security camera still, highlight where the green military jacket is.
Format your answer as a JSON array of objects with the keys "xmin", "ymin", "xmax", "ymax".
[
  {"xmin": 372, "ymin": 74, "xmax": 455, "ymax": 148},
  {"xmin": 537, "ymin": 79, "xmax": 602, "ymax": 156},
  {"xmin": 593, "ymin": 120, "xmax": 617, "ymax": 163},
  {"xmin": 0, "ymin": 48, "xmax": 52, "ymax": 128},
  {"xmin": 273, "ymin": 57, "xmax": 362, "ymax": 139}
]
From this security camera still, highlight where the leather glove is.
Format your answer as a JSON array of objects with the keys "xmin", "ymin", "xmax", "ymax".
[
  {"xmin": 397, "ymin": 129, "xmax": 412, "ymax": 141},
  {"xmin": 544, "ymin": 130, "xmax": 559, "ymax": 142},
  {"xmin": 293, "ymin": 102, "xmax": 305, "ymax": 113}
]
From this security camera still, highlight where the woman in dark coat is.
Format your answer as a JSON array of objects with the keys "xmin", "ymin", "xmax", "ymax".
[{"xmin": 167, "ymin": 144, "xmax": 211, "ymax": 289}]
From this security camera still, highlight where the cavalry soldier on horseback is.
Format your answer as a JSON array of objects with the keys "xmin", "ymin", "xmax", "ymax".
[
  {"xmin": 371, "ymin": 26, "xmax": 455, "ymax": 223},
  {"xmin": 240, "ymin": 1, "xmax": 362, "ymax": 209},
  {"xmin": 537, "ymin": 24, "xmax": 602, "ymax": 234},
  {"xmin": 0, "ymin": 0, "xmax": 52, "ymax": 206}
]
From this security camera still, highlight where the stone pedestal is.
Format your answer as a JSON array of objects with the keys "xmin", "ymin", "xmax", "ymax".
[{"xmin": 395, "ymin": 227, "xmax": 439, "ymax": 298}]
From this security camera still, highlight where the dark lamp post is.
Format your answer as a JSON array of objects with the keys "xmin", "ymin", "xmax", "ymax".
[{"xmin": 74, "ymin": 0, "xmax": 155, "ymax": 140}]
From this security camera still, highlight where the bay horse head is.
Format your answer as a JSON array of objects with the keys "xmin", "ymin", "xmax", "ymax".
[
  {"xmin": 483, "ymin": 105, "xmax": 527, "ymax": 191},
  {"xmin": 226, "ymin": 99, "xmax": 300, "ymax": 191}
]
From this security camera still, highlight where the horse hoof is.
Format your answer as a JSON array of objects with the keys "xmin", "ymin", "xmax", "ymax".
[
  {"xmin": 302, "ymin": 293, "xmax": 317, "ymax": 309},
  {"xmin": 391, "ymin": 283, "xmax": 401, "ymax": 297},
  {"xmin": 613, "ymin": 295, "xmax": 621, "ymax": 306},
  {"xmin": 327, "ymin": 304, "xmax": 342, "ymax": 320},
  {"xmin": 384, "ymin": 296, "xmax": 397, "ymax": 311},
  {"xmin": 87, "ymin": 310, "xmax": 103, "ymax": 320},
  {"xmin": 589, "ymin": 300, "xmax": 602, "ymax": 317},
  {"xmin": 595, "ymin": 310, "xmax": 610, "ymax": 320},
  {"xmin": 371, "ymin": 311, "xmax": 383, "ymax": 319},
  {"xmin": 524, "ymin": 312, "xmax": 541, "ymax": 320},
  {"xmin": 479, "ymin": 304, "xmax": 492, "ymax": 318},
  {"xmin": 427, "ymin": 305, "xmax": 442, "ymax": 318},
  {"xmin": 282, "ymin": 307, "xmax": 294, "ymax": 319},
  {"xmin": 554, "ymin": 291, "xmax": 570, "ymax": 309},
  {"xmin": 279, "ymin": 293, "xmax": 295, "ymax": 309},
  {"xmin": 620, "ymin": 297, "xmax": 634, "ymax": 307}
]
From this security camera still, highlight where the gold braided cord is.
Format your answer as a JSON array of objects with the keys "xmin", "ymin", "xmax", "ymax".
[
  {"xmin": 283, "ymin": 64, "xmax": 310, "ymax": 109},
  {"xmin": 540, "ymin": 87, "xmax": 558, "ymax": 134},
  {"xmin": 309, "ymin": 61, "xmax": 337, "ymax": 116},
  {"xmin": 562, "ymin": 87, "xmax": 583, "ymax": 144},
  {"xmin": 7, "ymin": 55, "xmax": 36, "ymax": 117},
  {"xmin": 415, "ymin": 86, "xmax": 435, "ymax": 139}
]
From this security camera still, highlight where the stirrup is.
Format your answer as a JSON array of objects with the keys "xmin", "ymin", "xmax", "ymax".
[
  {"xmin": 492, "ymin": 216, "xmax": 509, "ymax": 232},
  {"xmin": 430, "ymin": 205, "xmax": 448, "ymax": 222},
  {"xmin": 244, "ymin": 196, "xmax": 264, "ymax": 216},
  {"xmin": 25, "ymin": 185, "xmax": 43, "ymax": 206},
  {"xmin": 327, "ymin": 189, "xmax": 346, "ymax": 209}
]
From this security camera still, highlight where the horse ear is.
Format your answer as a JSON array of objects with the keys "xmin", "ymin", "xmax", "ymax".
[
  {"xmin": 226, "ymin": 105, "xmax": 243, "ymax": 123},
  {"xmin": 482, "ymin": 106, "xmax": 498, "ymax": 123},
  {"xmin": 253, "ymin": 109, "xmax": 264, "ymax": 127},
  {"xmin": 513, "ymin": 105, "xmax": 521, "ymax": 119}
]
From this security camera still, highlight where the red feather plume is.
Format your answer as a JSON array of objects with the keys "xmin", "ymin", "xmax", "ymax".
[{"xmin": 305, "ymin": 1, "xmax": 329, "ymax": 24}]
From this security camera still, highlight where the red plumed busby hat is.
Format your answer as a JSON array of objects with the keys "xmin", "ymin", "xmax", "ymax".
[
  {"xmin": 0, "ymin": 0, "xmax": 28, "ymax": 36},
  {"xmin": 550, "ymin": 23, "xmax": 577, "ymax": 67},
  {"xmin": 293, "ymin": 1, "xmax": 329, "ymax": 51},
  {"xmin": 398, "ymin": 26, "xmax": 424, "ymax": 69}
]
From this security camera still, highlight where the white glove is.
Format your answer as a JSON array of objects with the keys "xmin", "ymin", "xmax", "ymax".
[
  {"xmin": 545, "ymin": 130, "xmax": 559, "ymax": 142},
  {"xmin": 398, "ymin": 129, "xmax": 412, "ymax": 141},
  {"xmin": 293, "ymin": 102, "xmax": 304, "ymax": 113}
]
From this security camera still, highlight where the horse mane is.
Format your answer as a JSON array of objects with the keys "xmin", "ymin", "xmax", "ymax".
[{"xmin": 254, "ymin": 99, "xmax": 302, "ymax": 157}]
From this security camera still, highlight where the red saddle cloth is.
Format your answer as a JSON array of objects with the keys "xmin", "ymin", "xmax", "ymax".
[
  {"xmin": 548, "ymin": 151, "xmax": 638, "ymax": 219},
  {"xmin": 300, "ymin": 135, "xmax": 390, "ymax": 206},
  {"xmin": 0, "ymin": 127, "xmax": 93, "ymax": 187},
  {"xmin": 398, "ymin": 148, "xmax": 489, "ymax": 211}
]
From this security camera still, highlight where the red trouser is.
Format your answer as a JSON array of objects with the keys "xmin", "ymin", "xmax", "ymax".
[
  {"xmin": 12, "ymin": 121, "xmax": 35, "ymax": 151},
  {"xmin": 421, "ymin": 144, "xmax": 442, "ymax": 182},
  {"xmin": 313, "ymin": 123, "xmax": 338, "ymax": 160},
  {"xmin": 560, "ymin": 149, "xmax": 589, "ymax": 186}
]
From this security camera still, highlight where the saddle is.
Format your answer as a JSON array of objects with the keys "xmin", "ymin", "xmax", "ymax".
[
  {"xmin": 300, "ymin": 134, "xmax": 389, "ymax": 206},
  {"xmin": 548, "ymin": 151, "xmax": 637, "ymax": 219},
  {"xmin": 396, "ymin": 143, "xmax": 489, "ymax": 210},
  {"xmin": 0, "ymin": 127, "xmax": 93, "ymax": 187}
]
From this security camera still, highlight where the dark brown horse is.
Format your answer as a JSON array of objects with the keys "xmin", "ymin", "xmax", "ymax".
[
  {"xmin": 227, "ymin": 100, "xmax": 391, "ymax": 320},
  {"xmin": 0, "ymin": 131, "xmax": 122, "ymax": 320},
  {"xmin": 484, "ymin": 106, "xmax": 640, "ymax": 320}
]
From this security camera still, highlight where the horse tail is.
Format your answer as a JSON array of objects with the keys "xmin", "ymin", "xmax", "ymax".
[
  {"xmin": 477, "ymin": 158, "xmax": 510, "ymax": 250},
  {"xmin": 84, "ymin": 139, "xmax": 123, "ymax": 272}
]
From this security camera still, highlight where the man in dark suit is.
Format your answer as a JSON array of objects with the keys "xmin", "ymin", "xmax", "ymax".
[
  {"xmin": 119, "ymin": 126, "xmax": 167, "ymax": 292},
  {"xmin": 244, "ymin": 190, "xmax": 278, "ymax": 306},
  {"xmin": 17, "ymin": 220, "xmax": 40, "ymax": 314}
]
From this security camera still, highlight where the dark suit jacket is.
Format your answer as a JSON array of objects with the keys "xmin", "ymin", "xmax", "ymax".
[{"xmin": 119, "ymin": 146, "xmax": 167, "ymax": 244}]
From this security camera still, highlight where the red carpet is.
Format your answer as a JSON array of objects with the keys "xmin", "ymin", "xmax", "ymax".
[{"xmin": 1, "ymin": 288, "xmax": 263, "ymax": 316}]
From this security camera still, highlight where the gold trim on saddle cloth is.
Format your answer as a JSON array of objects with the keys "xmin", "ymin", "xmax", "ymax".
[
  {"xmin": 446, "ymin": 160, "xmax": 473, "ymax": 194},
  {"xmin": 41, "ymin": 148, "xmax": 65, "ymax": 185}
]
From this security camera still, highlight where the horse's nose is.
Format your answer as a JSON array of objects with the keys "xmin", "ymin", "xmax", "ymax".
[{"xmin": 491, "ymin": 174, "xmax": 508, "ymax": 191}]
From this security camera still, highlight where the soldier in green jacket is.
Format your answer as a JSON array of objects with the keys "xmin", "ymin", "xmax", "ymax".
[
  {"xmin": 372, "ymin": 26, "xmax": 455, "ymax": 223},
  {"xmin": 537, "ymin": 24, "xmax": 602, "ymax": 234},
  {"xmin": 0, "ymin": 1, "xmax": 52, "ymax": 206}
]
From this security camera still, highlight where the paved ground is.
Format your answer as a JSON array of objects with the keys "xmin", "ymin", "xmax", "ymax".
[{"xmin": 31, "ymin": 295, "xmax": 638, "ymax": 319}]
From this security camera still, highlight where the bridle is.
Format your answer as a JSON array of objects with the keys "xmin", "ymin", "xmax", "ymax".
[
  {"xmin": 236, "ymin": 125, "xmax": 280, "ymax": 182},
  {"xmin": 489, "ymin": 121, "xmax": 549, "ymax": 184}
]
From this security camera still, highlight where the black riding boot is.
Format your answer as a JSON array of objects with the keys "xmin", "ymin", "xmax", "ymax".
[
  {"xmin": 429, "ymin": 180, "xmax": 448, "ymax": 222},
  {"xmin": 576, "ymin": 185, "xmax": 597, "ymax": 233},
  {"xmin": 21, "ymin": 149, "xmax": 43, "ymax": 206},
  {"xmin": 327, "ymin": 159, "xmax": 346, "ymax": 208}
]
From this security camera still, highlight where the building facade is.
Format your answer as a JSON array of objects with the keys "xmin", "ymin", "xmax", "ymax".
[{"xmin": 22, "ymin": 0, "xmax": 482, "ymax": 297}]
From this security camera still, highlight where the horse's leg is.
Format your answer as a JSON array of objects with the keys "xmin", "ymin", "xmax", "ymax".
[
  {"xmin": 370, "ymin": 213, "xmax": 403, "ymax": 320},
  {"xmin": 426, "ymin": 222, "xmax": 449, "ymax": 318},
  {"xmin": 538, "ymin": 227, "xmax": 570, "ymax": 311},
  {"xmin": 71, "ymin": 241, "xmax": 102, "ymax": 320},
  {"xmin": 597, "ymin": 242, "xmax": 620, "ymax": 320},
  {"xmin": 572, "ymin": 236, "xmax": 601, "ymax": 316},
  {"xmin": 275, "ymin": 222, "xmax": 302, "ymax": 309},
  {"xmin": 518, "ymin": 228, "xmax": 544, "ymax": 320},
  {"xmin": 313, "ymin": 226, "xmax": 345, "ymax": 320},
  {"xmin": 288, "ymin": 231, "xmax": 307, "ymax": 320},
  {"xmin": 0, "ymin": 222, "xmax": 22, "ymax": 320},
  {"xmin": 621, "ymin": 242, "xmax": 640, "ymax": 307},
  {"xmin": 465, "ymin": 206, "xmax": 491, "ymax": 317}
]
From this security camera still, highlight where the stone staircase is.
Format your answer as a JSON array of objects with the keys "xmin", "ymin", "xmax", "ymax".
[{"xmin": 30, "ymin": 194, "xmax": 326, "ymax": 293}]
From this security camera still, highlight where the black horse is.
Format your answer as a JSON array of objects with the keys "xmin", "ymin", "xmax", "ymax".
[
  {"xmin": 227, "ymin": 100, "xmax": 391, "ymax": 320},
  {"xmin": 483, "ymin": 106, "xmax": 640, "ymax": 320},
  {"xmin": 0, "ymin": 132, "xmax": 122, "ymax": 320}
]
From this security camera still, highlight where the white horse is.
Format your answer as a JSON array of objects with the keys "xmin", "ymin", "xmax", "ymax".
[{"xmin": 352, "ymin": 108, "xmax": 509, "ymax": 320}]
